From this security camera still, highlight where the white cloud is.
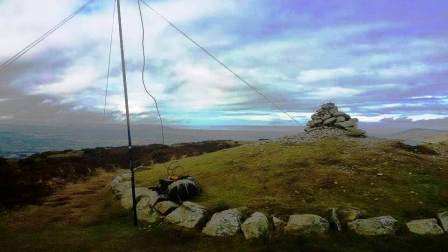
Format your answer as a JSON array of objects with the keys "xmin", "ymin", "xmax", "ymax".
[
  {"xmin": 222, "ymin": 111, "xmax": 312, "ymax": 122},
  {"xmin": 307, "ymin": 87, "xmax": 363, "ymax": 99},
  {"xmin": 353, "ymin": 114, "xmax": 402, "ymax": 122},
  {"xmin": 410, "ymin": 95, "xmax": 447, "ymax": 99},
  {"xmin": 362, "ymin": 103, "xmax": 424, "ymax": 110},
  {"xmin": 32, "ymin": 65, "xmax": 99, "ymax": 95},
  {"xmin": 407, "ymin": 114, "xmax": 448, "ymax": 121},
  {"xmin": 297, "ymin": 68, "xmax": 356, "ymax": 83}
]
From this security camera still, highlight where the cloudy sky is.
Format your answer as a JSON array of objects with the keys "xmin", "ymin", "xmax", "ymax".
[{"xmin": 0, "ymin": 0, "xmax": 447, "ymax": 128}]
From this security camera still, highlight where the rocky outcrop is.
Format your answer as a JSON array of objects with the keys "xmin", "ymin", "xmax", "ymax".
[
  {"xmin": 241, "ymin": 212, "xmax": 270, "ymax": 239},
  {"xmin": 202, "ymin": 208, "xmax": 243, "ymax": 237},
  {"xmin": 285, "ymin": 214, "xmax": 329, "ymax": 235},
  {"xmin": 348, "ymin": 216, "xmax": 398, "ymax": 236},
  {"xmin": 165, "ymin": 201, "xmax": 208, "ymax": 229},
  {"xmin": 406, "ymin": 219, "xmax": 444, "ymax": 235},
  {"xmin": 305, "ymin": 103, "xmax": 366, "ymax": 137}
]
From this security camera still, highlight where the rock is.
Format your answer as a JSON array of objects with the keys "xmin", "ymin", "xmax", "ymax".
[
  {"xmin": 146, "ymin": 190, "xmax": 164, "ymax": 207},
  {"xmin": 323, "ymin": 117, "xmax": 337, "ymax": 125},
  {"xmin": 285, "ymin": 214, "xmax": 329, "ymax": 235},
  {"xmin": 112, "ymin": 181, "xmax": 132, "ymax": 197},
  {"xmin": 437, "ymin": 211, "xmax": 448, "ymax": 232},
  {"xmin": 202, "ymin": 208, "xmax": 243, "ymax": 237},
  {"xmin": 137, "ymin": 197, "xmax": 161, "ymax": 224},
  {"xmin": 345, "ymin": 128, "xmax": 366, "ymax": 137},
  {"xmin": 348, "ymin": 216, "xmax": 399, "ymax": 236},
  {"xmin": 336, "ymin": 116, "xmax": 346, "ymax": 122},
  {"xmin": 321, "ymin": 103, "xmax": 336, "ymax": 110},
  {"xmin": 337, "ymin": 208, "xmax": 363, "ymax": 223},
  {"xmin": 304, "ymin": 103, "xmax": 364, "ymax": 137},
  {"xmin": 329, "ymin": 108, "xmax": 338, "ymax": 115},
  {"xmin": 165, "ymin": 201, "xmax": 207, "ymax": 229},
  {"xmin": 307, "ymin": 119, "xmax": 323, "ymax": 128},
  {"xmin": 333, "ymin": 111, "xmax": 350, "ymax": 119},
  {"xmin": 241, "ymin": 212, "xmax": 270, "ymax": 239},
  {"xmin": 273, "ymin": 216, "xmax": 286, "ymax": 232},
  {"xmin": 154, "ymin": 201, "xmax": 179, "ymax": 215},
  {"xmin": 402, "ymin": 139, "xmax": 422, "ymax": 149},
  {"xmin": 335, "ymin": 118, "xmax": 358, "ymax": 129},
  {"xmin": 406, "ymin": 219, "xmax": 444, "ymax": 235},
  {"xmin": 321, "ymin": 114, "xmax": 332, "ymax": 121},
  {"xmin": 330, "ymin": 208, "xmax": 342, "ymax": 231},
  {"xmin": 120, "ymin": 187, "xmax": 154, "ymax": 210}
]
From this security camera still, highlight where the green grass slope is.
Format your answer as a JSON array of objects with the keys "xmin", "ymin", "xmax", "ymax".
[{"xmin": 137, "ymin": 138, "xmax": 448, "ymax": 219}]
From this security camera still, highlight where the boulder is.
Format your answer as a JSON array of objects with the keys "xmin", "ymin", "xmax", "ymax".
[
  {"xmin": 321, "ymin": 103, "xmax": 336, "ymax": 110},
  {"xmin": 437, "ymin": 211, "xmax": 448, "ymax": 232},
  {"xmin": 308, "ymin": 119, "xmax": 323, "ymax": 128},
  {"xmin": 335, "ymin": 118, "xmax": 358, "ymax": 129},
  {"xmin": 337, "ymin": 208, "xmax": 363, "ymax": 224},
  {"xmin": 333, "ymin": 111, "xmax": 350, "ymax": 119},
  {"xmin": 120, "ymin": 187, "xmax": 154, "ymax": 210},
  {"xmin": 154, "ymin": 201, "xmax": 179, "ymax": 215},
  {"xmin": 323, "ymin": 117, "xmax": 337, "ymax": 125},
  {"xmin": 165, "ymin": 201, "xmax": 207, "ymax": 229},
  {"xmin": 146, "ymin": 190, "xmax": 164, "ymax": 207},
  {"xmin": 344, "ymin": 128, "xmax": 366, "ymax": 137},
  {"xmin": 202, "ymin": 208, "xmax": 243, "ymax": 237},
  {"xmin": 348, "ymin": 216, "xmax": 399, "ymax": 236},
  {"xmin": 111, "ymin": 174, "xmax": 132, "ymax": 193},
  {"xmin": 336, "ymin": 116, "xmax": 346, "ymax": 122},
  {"xmin": 273, "ymin": 216, "xmax": 286, "ymax": 232},
  {"xmin": 285, "ymin": 214, "xmax": 329, "ymax": 235},
  {"xmin": 241, "ymin": 212, "xmax": 270, "ymax": 239},
  {"xmin": 112, "ymin": 181, "xmax": 131, "ymax": 197},
  {"xmin": 321, "ymin": 114, "xmax": 332, "ymax": 121},
  {"xmin": 137, "ymin": 197, "xmax": 161, "ymax": 224},
  {"xmin": 329, "ymin": 108, "xmax": 338, "ymax": 115},
  {"xmin": 406, "ymin": 219, "xmax": 444, "ymax": 235}
]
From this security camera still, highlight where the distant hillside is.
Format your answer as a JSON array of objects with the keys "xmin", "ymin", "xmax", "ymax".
[{"xmin": 384, "ymin": 128, "xmax": 448, "ymax": 143}]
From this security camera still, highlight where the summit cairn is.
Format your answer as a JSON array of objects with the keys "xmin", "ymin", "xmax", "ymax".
[{"xmin": 305, "ymin": 103, "xmax": 366, "ymax": 137}]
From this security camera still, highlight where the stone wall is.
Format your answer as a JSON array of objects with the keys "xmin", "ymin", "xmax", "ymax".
[{"xmin": 111, "ymin": 172, "xmax": 448, "ymax": 239}]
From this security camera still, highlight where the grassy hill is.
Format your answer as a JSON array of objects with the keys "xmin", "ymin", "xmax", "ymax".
[
  {"xmin": 136, "ymin": 137, "xmax": 448, "ymax": 219},
  {"xmin": 2, "ymin": 136, "xmax": 448, "ymax": 251}
]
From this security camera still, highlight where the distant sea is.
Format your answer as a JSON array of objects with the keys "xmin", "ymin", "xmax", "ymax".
[
  {"xmin": 0, "ymin": 124, "xmax": 301, "ymax": 159},
  {"xmin": 2, "ymin": 122, "xmax": 438, "ymax": 159},
  {"xmin": 0, "ymin": 131, "xmax": 80, "ymax": 159}
]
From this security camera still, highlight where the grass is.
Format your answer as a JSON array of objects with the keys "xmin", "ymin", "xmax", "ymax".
[
  {"xmin": 136, "ymin": 138, "xmax": 448, "ymax": 219},
  {"xmin": 2, "ymin": 193, "xmax": 448, "ymax": 252},
  {"xmin": 2, "ymin": 137, "xmax": 448, "ymax": 251}
]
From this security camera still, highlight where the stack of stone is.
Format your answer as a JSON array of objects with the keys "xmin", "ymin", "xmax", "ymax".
[{"xmin": 305, "ymin": 103, "xmax": 366, "ymax": 137}]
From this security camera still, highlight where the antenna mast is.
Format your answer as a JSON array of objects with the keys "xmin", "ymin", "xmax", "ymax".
[{"xmin": 116, "ymin": 0, "xmax": 138, "ymax": 226}]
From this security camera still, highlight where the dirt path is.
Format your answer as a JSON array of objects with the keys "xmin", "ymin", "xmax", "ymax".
[{"xmin": 2, "ymin": 169, "xmax": 119, "ymax": 231}]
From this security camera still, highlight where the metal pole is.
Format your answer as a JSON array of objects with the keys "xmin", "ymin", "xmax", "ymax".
[{"xmin": 116, "ymin": 0, "xmax": 138, "ymax": 226}]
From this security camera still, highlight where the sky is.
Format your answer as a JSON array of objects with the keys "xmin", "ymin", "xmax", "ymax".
[{"xmin": 0, "ymin": 0, "xmax": 447, "ymax": 128}]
